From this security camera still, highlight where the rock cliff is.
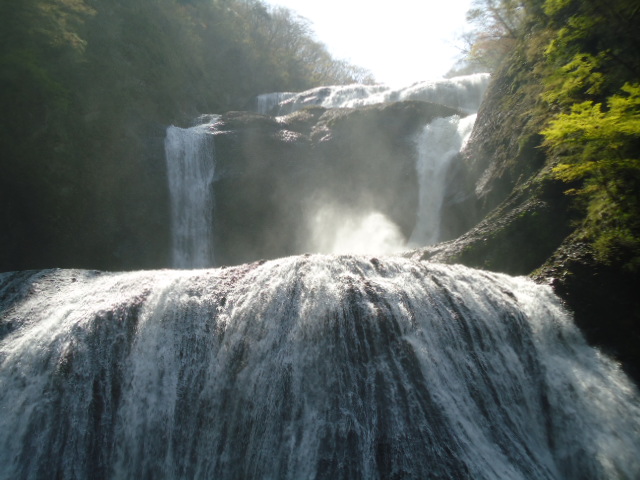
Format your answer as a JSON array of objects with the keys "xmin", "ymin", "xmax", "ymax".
[
  {"xmin": 211, "ymin": 101, "xmax": 462, "ymax": 265},
  {"xmin": 412, "ymin": 63, "xmax": 640, "ymax": 382}
]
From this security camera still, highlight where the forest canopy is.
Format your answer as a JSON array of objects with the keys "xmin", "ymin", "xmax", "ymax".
[{"xmin": 0, "ymin": 0, "xmax": 372, "ymax": 270}]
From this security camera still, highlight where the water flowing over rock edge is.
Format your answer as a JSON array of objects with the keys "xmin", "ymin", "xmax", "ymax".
[
  {"xmin": 1, "ymin": 254, "xmax": 639, "ymax": 479},
  {"xmin": 164, "ymin": 74, "xmax": 490, "ymax": 268}
]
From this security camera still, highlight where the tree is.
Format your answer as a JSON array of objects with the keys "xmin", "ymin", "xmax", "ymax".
[
  {"xmin": 542, "ymin": 83, "xmax": 640, "ymax": 267},
  {"xmin": 540, "ymin": 0, "xmax": 640, "ymax": 269},
  {"xmin": 461, "ymin": 0, "xmax": 528, "ymax": 71}
]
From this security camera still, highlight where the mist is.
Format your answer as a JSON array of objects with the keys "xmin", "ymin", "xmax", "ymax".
[
  {"xmin": 165, "ymin": 76, "xmax": 489, "ymax": 268},
  {"xmin": 306, "ymin": 204, "xmax": 407, "ymax": 255}
]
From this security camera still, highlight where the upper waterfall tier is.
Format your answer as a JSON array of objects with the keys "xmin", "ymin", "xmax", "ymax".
[
  {"xmin": 255, "ymin": 73, "xmax": 491, "ymax": 116},
  {"xmin": 165, "ymin": 121, "xmax": 218, "ymax": 268},
  {"xmin": 1, "ymin": 256, "xmax": 638, "ymax": 479},
  {"xmin": 177, "ymin": 101, "xmax": 463, "ymax": 267}
]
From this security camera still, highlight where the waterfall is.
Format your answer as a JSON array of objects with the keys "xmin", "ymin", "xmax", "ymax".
[
  {"xmin": 251, "ymin": 75, "xmax": 489, "ymax": 253},
  {"xmin": 255, "ymin": 73, "xmax": 490, "ymax": 115},
  {"xmin": 255, "ymin": 91, "xmax": 297, "ymax": 116},
  {"xmin": 162, "ymin": 75, "xmax": 489, "ymax": 263},
  {"xmin": 1, "ymin": 256, "xmax": 639, "ymax": 479},
  {"xmin": 410, "ymin": 114, "xmax": 477, "ymax": 246},
  {"xmin": 164, "ymin": 120, "xmax": 217, "ymax": 268}
]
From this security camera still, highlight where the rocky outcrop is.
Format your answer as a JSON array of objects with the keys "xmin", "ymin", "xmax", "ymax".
[
  {"xmin": 211, "ymin": 101, "xmax": 462, "ymax": 266},
  {"xmin": 411, "ymin": 61, "xmax": 640, "ymax": 383},
  {"xmin": 411, "ymin": 179, "xmax": 575, "ymax": 275},
  {"xmin": 533, "ymin": 237, "xmax": 640, "ymax": 382}
]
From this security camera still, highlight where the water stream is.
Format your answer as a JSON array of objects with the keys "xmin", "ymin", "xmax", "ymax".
[
  {"xmin": 164, "ymin": 120, "xmax": 217, "ymax": 268},
  {"xmin": 1, "ymin": 256, "xmax": 638, "ymax": 479}
]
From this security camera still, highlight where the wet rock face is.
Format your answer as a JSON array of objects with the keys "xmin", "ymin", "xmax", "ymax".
[
  {"xmin": 211, "ymin": 101, "xmax": 462, "ymax": 266},
  {"xmin": 406, "ymin": 63, "xmax": 640, "ymax": 383},
  {"xmin": 454, "ymin": 64, "xmax": 548, "ymax": 223},
  {"xmin": 532, "ymin": 239, "xmax": 640, "ymax": 385}
]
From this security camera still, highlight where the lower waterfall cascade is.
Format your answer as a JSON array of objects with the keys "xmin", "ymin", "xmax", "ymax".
[{"xmin": 1, "ymin": 255, "xmax": 639, "ymax": 479}]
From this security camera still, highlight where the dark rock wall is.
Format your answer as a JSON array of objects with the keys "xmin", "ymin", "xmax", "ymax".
[
  {"xmin": 0, "ymin": 121, "xmax": 172, "ymax": 273},
  {"xmin": 413, "ymin": 62, "xmax": 640, "ymax": 384},
  {"xmin": 211, "ymin": 101, "xmax": 461, "ymax": 266}
]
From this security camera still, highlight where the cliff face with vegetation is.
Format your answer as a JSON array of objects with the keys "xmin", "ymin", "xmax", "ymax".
[
  {"xmin": 417, "ymin": 0, "xmax": 640, "ymax": 380},
  {"xmin": 1, "ymin": 0, "xmax": 638, "ymax": 376},
  {"xmin": 0, "ymin": 0, "xmax": 370, "ymax": 271}
]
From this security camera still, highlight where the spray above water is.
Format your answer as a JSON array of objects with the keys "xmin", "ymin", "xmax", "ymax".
[
  {"xmin": 308, "ymin": 206, "xmax": 406, "ymax": 255},
  {"xmin": 306, "ymin": 112, "xmax": 479, "ymax": 254},
  {"xmin": 255, "ymin": 76, "xmax": 488, "ymax": 256}
]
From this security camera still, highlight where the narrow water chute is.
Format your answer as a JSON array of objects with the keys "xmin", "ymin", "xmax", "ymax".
[
  {"xmin": 164, "ymin": 120, "xmax": 217, "ymax": 268},
  {"xmin": 410, "ymin": 113, "xmax": 477, "ymax": 245}
]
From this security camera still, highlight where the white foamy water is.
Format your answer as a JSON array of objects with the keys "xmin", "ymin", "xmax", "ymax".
[
  {"xmin": 410, "ymin": 113, "xmax": 477, "ymax": 246},
  {"xmin": 1, "ymin": 257, "xmax": 639, "ymax": 479},
  {"xmin": 165, "ymin": 120, "xmax": 217, "ymax": 268},
  {"xmin": 255, "ymin": 73, "xmax": 490, "ymax": 115}
]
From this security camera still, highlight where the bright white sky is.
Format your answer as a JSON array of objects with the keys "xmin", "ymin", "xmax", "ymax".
[{"xmin": 266, "ymin": 0, "xmax": 473, "ymax": 87}]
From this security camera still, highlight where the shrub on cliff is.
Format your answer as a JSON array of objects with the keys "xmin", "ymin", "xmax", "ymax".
[{"xmin": 540, "ymin": 0, "xmax": 640, "ymax": 270}]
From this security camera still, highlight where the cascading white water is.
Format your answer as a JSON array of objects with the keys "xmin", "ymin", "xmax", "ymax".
[
  {"xmin": 252, "ymin": 75, "xmax": 489, "ymax": 253},
  {"xmin": 255, "ymin": 91, "xmax": 297, "ymax": 116},
  {"xmin": 255, "ymin": 73, "xmax": 490, "ymax": 116},
  {"xmin": 410, "ymin": 114, "xmax": 477, "ymax": 246},
  {"xmin": 164, "ymin": 120, "xmax": 217, "ymax": 268},
  {"xmin": 1, "ymin": 257, "xmax": 639, "ymax": 479},
  {"xmin": 164, "ymin": 76, "xmax": 488, "ymax": 261}
]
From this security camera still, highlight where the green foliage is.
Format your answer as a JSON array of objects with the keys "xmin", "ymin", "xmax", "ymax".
[
  {"xmin": 0, "ymin": 0, "xmax": 373, "ymax": 270},
  {"xmin": 464, "ymin": 0, "xmax": 640, "ymax": 270},
  {"xmin": 541, "ymin": 53, "xmax": 606, "ymax": 105},
  {"xmin": 542, "ymin": 0, "xmax": 640, "ymax": 86},
  {"xmin": 541, "ymin": 0, "xmax": 640, "ymax": 270},
  {"xmin": 542, "ymin": 0, "xmax": 572, "ymax": 15},
  {"xmin": 543, "ymin": 84, "xmax": 640, "ymax": 149}
]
